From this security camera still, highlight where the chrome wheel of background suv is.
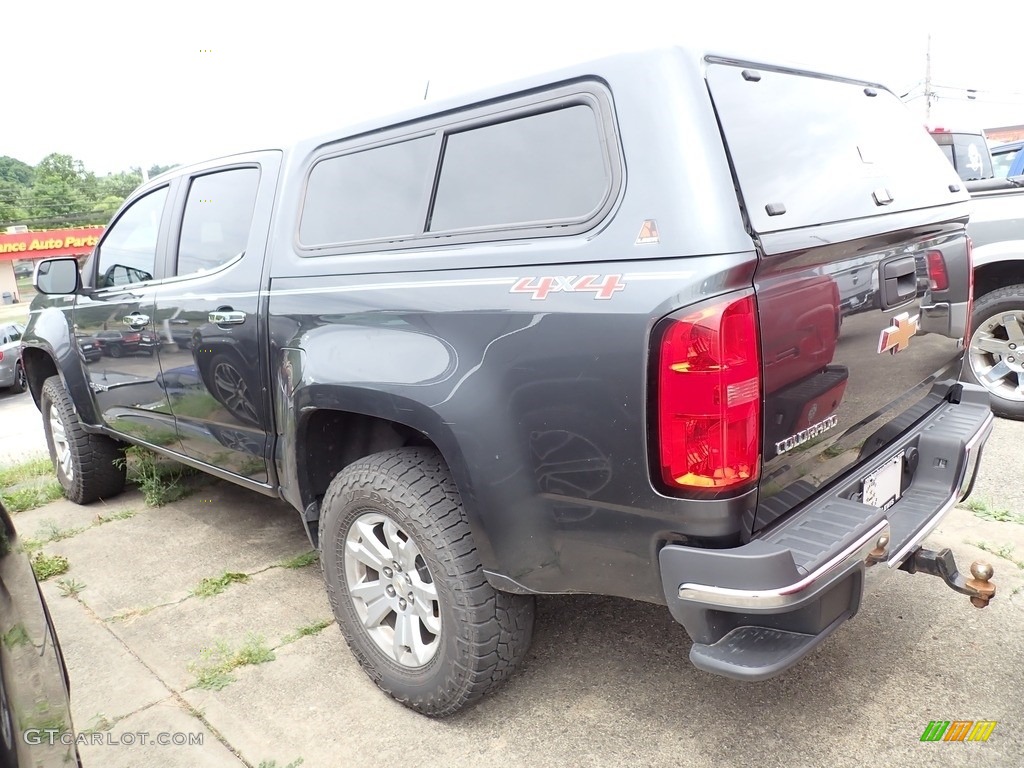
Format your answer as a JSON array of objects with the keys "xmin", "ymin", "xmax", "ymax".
[{"xmin": 966, "ymin": 287, "xmax": 1024, "ymax": 419}]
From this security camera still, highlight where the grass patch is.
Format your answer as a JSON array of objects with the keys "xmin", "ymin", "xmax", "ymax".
[
  {"xmin": 279, "ymin": 551, "xmax": 318, "ymax": 569},
  {"xmin": 31, "ymin": 552, "xmax": 69, "ymax": 581},
  {"xmin": 281, "ymin": 619, "xmax": 333, "ymax": 645},
  {"xmin": 188, "ymin": 634, "xmax": 275, "ymax": 690},
  {"xmin": 0, "ymin": 456, "xmax": 54, "ymax": 487},
  {"xmin": 1, "ymin": 480, "xmax": 64, "ymax": 514},
  {"xmin": 119, "ymin": 446, "xmax": 194, "ymax": 507},
  {"xmin": 972, "ymin": 540, "xmax": 1024, "ymax": 570},
  {"xmin": 191, "ymin": 571, "xmax": 250, "ymax": 598},
  {"xmin": 963, "ymin": 497, "xmax": 1024, "ymax": 524},
  {"xmin": 259, "ymin": 760, "xmax": 304, "ymax": 768},
  {"xmin": 56, "ymin": 577, "xmax": 86, "ymax": 598}
]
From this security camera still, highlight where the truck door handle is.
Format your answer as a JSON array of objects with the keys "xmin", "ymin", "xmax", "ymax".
[
  {"xmin": 881, "ymin": 257, "xmax": 917, "ymax": 308},
  {"xmin": 209, "ymin": 310, "xmax": 246, "ymax": 325}
]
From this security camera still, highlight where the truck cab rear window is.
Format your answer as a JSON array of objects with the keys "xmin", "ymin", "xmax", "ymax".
[{"xmin": 299, "ymin": 101, "xmax": 612, "ymax": 248}]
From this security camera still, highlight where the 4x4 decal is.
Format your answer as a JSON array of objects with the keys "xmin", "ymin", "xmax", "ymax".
[{"xmin": 509, "ymin": 274, "xmax": 626, "ymax": 300}]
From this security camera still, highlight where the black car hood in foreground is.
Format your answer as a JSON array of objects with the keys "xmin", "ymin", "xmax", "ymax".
[{"xmin": 0, "ymin": 502, "xmax": 80, "ymax": 767}]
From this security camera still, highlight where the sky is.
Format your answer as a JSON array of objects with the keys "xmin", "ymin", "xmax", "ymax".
[{"xmin": 4, "ymin": 0, "xmax": 1022, "ymax": 175}]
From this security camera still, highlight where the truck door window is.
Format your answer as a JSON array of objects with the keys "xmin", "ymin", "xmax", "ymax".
[
  {"xmin": 95, "ymin": 187, "xmax": 168, "ymax": 288},
  {"xmin": 429, "ymin": 105, "xmax": 609, "ymax": 231},
  {"xmin": 176, "ymin": 168, "xmax": 261, "ymax": 276}
]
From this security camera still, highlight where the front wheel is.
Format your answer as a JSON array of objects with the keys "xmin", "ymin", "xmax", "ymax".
[
  {"xmin": 964, "ymin": 285, "xmax": 1024, "ymax": 420},
  {"xmin": 319, "ymin": 448, "xmax": 535, "ymax": 716},
  {"xmin": 40, "ymin": 375, "xmax": 127, "ymax": 504}
]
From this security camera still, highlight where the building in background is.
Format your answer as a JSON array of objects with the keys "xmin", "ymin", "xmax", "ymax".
[
  {"xmin": 0, "ymin": 227, "xmax": 103, "ymax": 303},
  {"xmin": 985, "ymin": 124, "xmax": 1024, "ymax": 144}
]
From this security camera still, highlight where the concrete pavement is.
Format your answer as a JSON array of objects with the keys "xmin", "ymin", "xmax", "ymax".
[{"xmin": 3, "ymin": 396, "xmax": 1023, "ymax": 767}]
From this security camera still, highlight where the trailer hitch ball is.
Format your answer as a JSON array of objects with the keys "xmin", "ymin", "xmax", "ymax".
[{"xmin": 967, "ymin": 561, "xmax": 996, "ymax": 609}]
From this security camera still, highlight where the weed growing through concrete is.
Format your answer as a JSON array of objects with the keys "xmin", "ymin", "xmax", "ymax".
[
  {"xmin": 80, "ymin": 714, "xmax": 117, "ymax": 734},
  {"xmin": 259, "ymin": 759, "xmax": 304, "ymax": 768},
  {"xmin": 1, "ymin": 480, "xmax": 64, "ymax": 514},
  {"xmin": 963, "ymin": 498, "xmax": 1024, "ymax": 525},
  {"xmin": 94, "ymin": 508, "xmax": 138, "ymax": 524},
  {"xmin": 281, "ymin": 619, "xmax": 333, "ymax": 645},
  {"xmin": 189, "ymin": 634, "xmax": 276, "ymax": 690},
  {"xmin": 191, "ymin": 571, "xmax": 250, "ymax": 598},
  {"xmin": 972, "ymin": 540, "xmax": 1024, "ymax": 569},
  {"xmin": 31, "ymin": 552, "xmax": 69, "ymax": 581},
  {"xmin": 118, "ymin": 446, "xmax": 195, "ymax": 507},
  {"xmin": 56, "ymin": 578, "xmax": 85, "ymax": 598},
  {"xmin": 37, "ymin": 520, "xmax": 86, "ymax": 543},
  {"xmin": 279, "ymin": 550, "xmax": 318, "ymax": 569}
]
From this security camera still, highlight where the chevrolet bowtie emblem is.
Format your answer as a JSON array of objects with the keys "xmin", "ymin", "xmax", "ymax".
[{"xmin": 877, "ymin": 312, "xmax": 919, "ymax": 355}]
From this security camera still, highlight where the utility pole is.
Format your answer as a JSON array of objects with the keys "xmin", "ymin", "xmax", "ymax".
[{"xmin": 924, "ymin": 33, "xmax": 935, "ymax": 120}]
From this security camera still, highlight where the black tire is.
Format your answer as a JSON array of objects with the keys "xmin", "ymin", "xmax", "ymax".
[
  {"xmin": 109, "ymin": 344, "xmax": 123, "ymax": 358},
  {"xmin": 40, "ymin": 375, "xmax": 127, "ymax": 504},
  {"xmin": 963, "ymin": 285, "xmax": 1024, "ymax": 420},
  {"xmin": 319, "ymin": 447, "xmax": 535, "ymax": 716},
  {"xmin": 9, "ymin": 362, "xmax": 25, "ymax": 394}
]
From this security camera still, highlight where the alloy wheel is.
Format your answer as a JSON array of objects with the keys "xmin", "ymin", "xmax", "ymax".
[
  {"xmin": 969, "ymin": 309, "xmax": 1024, "ymax": 402},
  {"xmin": 344, "ymin": 512, "xmax": 441, "ymax": 668},
  {"xmin": 49, "ymin": 407, "xmax": 74, "ymax": 482}
]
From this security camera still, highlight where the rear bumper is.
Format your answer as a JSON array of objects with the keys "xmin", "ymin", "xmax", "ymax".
[{"xmin": 659, "ymin": 383, "xmax": 993, "ymax": 681}]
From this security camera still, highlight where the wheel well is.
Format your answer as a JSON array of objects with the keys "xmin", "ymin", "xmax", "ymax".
[
  {"xmin": 21, "ymin": 348, "xmax": 58, "ymax": 406},
  {"xmin": 300, "ymin": 410, "xmax": 439, "ymax": 541},
  {"xmin": 975, "ymin": 261, "xmax": 1024, "ymax": 300}
]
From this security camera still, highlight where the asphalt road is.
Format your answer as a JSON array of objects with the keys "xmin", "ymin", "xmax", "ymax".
[{"xmin": 1, "ymin": 389, "xmax": 1022, "ymax": 768}]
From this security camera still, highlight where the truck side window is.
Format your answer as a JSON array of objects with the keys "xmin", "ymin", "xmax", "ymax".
[
  {"xmin": 300, "ymin": 137, "xmax": 435, "ymax": 247},
  {"xmin": 176, "ymin": 168, "xmax": 261, "ymax": 276},
  {"xmin": 95, "ymin": 187, "xmax": 168, "ymax": 288},
  {"xmin": 429, "ymin": 105, "xmax": 609, "ymax": 231}
]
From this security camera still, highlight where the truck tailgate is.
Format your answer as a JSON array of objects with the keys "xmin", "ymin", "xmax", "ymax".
[{"xmin": 705, "ymin": 59, "xmax": 973, "ymax": 534}]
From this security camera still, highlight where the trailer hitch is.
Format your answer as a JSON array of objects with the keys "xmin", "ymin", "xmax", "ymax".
[{"xmin": 898, "ymin": 547, "xmax": 996, "ymax": 608}]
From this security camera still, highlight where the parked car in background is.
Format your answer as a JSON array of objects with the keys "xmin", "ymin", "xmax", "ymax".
[
  {"xmin": 960, "ymin": 174, "xmax": 1024, "ymax": 419},
  {"xmin": 0, "ymin": 324, "xmax": 26, "ymax": 393},
  {"xmin": 94, "ymin": 330, "xmax": 158, "ymax": 358},
  {"xmin": 929, "ymin": 127, "xmax": 994, "ymax": 181},
  {"xmin": 75, "ymin": 336, "xmax": 103, "ymax": 363},
  {"xmin": 990, "ymin": 139, "xmax": 1023, "ymax": 178},
  {"xmin": 0, "ymin": 501, "xmax": 81, "ymax": 767}
]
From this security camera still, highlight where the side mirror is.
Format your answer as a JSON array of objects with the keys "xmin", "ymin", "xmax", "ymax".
[{"xmin": 34, "ymin": 258, "xmax": 81, "ymax": 295}]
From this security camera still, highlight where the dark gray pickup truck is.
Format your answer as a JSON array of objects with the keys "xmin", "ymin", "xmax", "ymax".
[{"xmin": 21, "ymin": 47, "xmax": 996, "ymax": 715}]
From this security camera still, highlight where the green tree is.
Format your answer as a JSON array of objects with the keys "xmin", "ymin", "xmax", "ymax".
[
  {"xmin": 0, "ymin": 156, "xmax": 34, "ymax": 186},
  {"xmin": 98, "ymin": 169, "xmax": 143, "ymax": 199},
  {"xmin": 28, "ymin": 153, "xmax": 98, "ymax": 220},
  {"xmin": 147, "ymin": 163, "xmax": 179, "ymax": 179}
]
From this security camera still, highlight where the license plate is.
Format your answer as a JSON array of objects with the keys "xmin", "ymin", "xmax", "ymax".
[
  {"xmin": 83, "ymin": 344, "xmax": 93, "ymax": 349},
  {"xmin": 863, "ymin": 451, "xmax": 904, "ymax": 510}
]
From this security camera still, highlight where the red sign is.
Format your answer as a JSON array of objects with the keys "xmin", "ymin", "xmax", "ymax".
[{"xmin": 0, "ymin": 227, "xmax": 105, "ymax": 261}]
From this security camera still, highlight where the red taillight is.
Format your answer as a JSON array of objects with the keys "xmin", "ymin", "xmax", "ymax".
[
  {"xmin": 926, "ymin": 250, "xmax": 949, "ymax": 291},
  {"xmin": 657, "ymin": 293, "xmax": 761, "ymax": 490},
  {"xmin": 124, "ymin": 333, "xmax": 141, "ymax": 342},
  {"xmin": 0, "ymin": 350, "xmax": 4, "ymax": 362}
]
